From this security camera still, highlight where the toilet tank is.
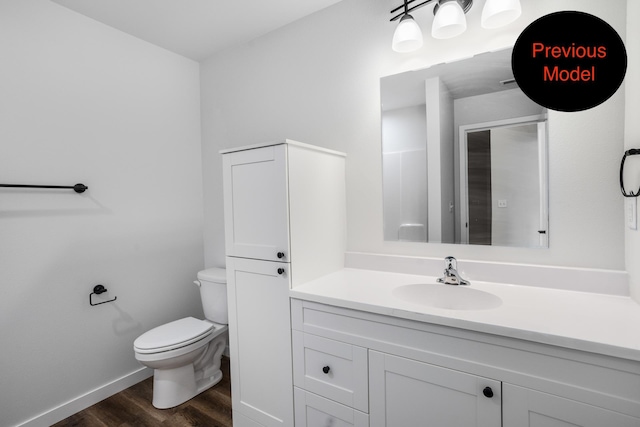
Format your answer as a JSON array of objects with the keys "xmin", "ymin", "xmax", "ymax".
[{"xmin": 196, "ymin": 268, "xmax": 228, "ymax": 324}]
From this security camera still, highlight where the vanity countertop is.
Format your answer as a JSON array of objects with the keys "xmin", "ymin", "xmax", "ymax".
[{"xmin": 289, "ymin": 268, "xmax": 640, "ymax": 362}]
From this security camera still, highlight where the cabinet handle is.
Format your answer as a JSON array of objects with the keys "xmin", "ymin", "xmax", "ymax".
[
  {"xmin": 322, "ymin": 366, "xmax": 331, "ymax": 374},
  {"xmin": 483, "ymin": 386, "xmax": 494, "ymax": 398},
  {"xmin": 277, "ymin": 268, "xmax": 285, "ymax": 275},
  {"xmin": 277, "ymin": 252, "xmax": 286, "ymax": 259}
]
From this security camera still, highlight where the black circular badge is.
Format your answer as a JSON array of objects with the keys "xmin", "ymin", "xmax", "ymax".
[{"xmin": 512, "ymin": 11, "xmax": 627, "ymax": 112}]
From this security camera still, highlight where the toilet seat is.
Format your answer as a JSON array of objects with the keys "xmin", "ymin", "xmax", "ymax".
[{"xmin": 134, "ymin": 317, "xmax": 215, "ymax": 354}]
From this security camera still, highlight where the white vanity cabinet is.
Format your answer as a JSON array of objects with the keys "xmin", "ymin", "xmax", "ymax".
[
  {"xmin": 222, "ymin": 140, "xmax": 346, "ymax": 427},
  {"xmin": 291, "ymin": 299, "xmax": 640, "ymax": 427}
]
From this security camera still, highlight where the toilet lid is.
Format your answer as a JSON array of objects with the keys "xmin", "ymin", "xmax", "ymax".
[
  {"xmin": 197, "ymin": 267, "xmax": 226, "ymax": 283},
  {"xmin": 134, "ymin": 317, "xmax": 214, "ymax": 353}
]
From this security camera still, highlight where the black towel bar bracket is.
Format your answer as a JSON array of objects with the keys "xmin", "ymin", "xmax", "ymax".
[
  {"xmin": 620, "ymin": 149, "xmax": 640, "ymax": 197},
  {"xmin": 0, "ymin": 183, "xmax": 88, "ymax": 193},
  {"xmin": 90, "ymin": 285, "xmax": 117, "ymax": 306}
]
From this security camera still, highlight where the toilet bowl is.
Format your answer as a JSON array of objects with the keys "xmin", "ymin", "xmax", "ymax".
[{"xmin": 133, "ymin": 268, "xmax": 229, "ymax": 409}]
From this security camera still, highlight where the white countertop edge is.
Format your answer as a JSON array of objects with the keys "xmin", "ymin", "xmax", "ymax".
[{"xmin": 290, "ymin": 268, "xmax": 640, "ymax": 363}]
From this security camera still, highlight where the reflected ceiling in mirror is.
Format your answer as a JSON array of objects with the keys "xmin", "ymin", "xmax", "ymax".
[{"xmin": 381, "ymin": 48, "xmax": 548, "ymax": 248}]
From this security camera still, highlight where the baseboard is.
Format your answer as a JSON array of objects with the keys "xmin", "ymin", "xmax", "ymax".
[{"xmin": 16, "ymin": 367, "xmax": 153, "ymax": 427}]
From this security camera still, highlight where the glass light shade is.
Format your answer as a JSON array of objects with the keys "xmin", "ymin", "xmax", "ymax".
[
  {"xmin": 431, "ymin": 0, "xmax": 467, "ymax": 39},
  {"xmin": 392, "ymin": 14, "xmax": 424, "ymax": 53},
  {"xmin": 481, "ymin": 0, "xmax": 522, "ymax": 29}
]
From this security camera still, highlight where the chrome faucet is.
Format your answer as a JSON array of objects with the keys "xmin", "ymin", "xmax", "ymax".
[{"xmin": 437, "ymin": 256, "xmax": 470, "ymax": 286}]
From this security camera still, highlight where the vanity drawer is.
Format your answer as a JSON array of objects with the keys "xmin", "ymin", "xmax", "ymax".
[
  {"xmin": 293, "ymin": 331, "xmax": 368, "ymax": 412},
  {"xmin": 294, "ymin": 387, "xmax": 369, "ymax": 427}
]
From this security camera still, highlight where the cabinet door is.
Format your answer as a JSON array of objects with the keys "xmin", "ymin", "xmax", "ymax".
[
  {"xmin": 223, "ymin": 144, "xmax": 290, "ymax": 262},
  {"xmin": 503, "ymin": 384, "xmax": 640, "ymax": 427},
  {"xmin": 369, "ymin": 351, "xmax": 501, "ymax": 427},
  {"xmin": 227, "ymin": 257, "xmax": 293, "ymax": 427}
]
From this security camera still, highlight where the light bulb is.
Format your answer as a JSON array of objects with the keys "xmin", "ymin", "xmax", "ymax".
[
  {"xmin": 392, "ymin": 14, "xmax": 424, "ymax": 53},
  {"xmin": 481, "ymin": 0, "xmax": 522, "ymax": 29},
  {"xmin": 432, "ymin": 0, "xmax": 467, "ymax": 39}
]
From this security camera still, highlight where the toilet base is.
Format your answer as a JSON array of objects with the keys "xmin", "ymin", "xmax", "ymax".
[
  {"xmin": 149, "ymin": 331, "xmax": 227, "ymax": 409},
  {"xmin": 152, "ymin": 365, "xmax": 223, "ymax": 409}
]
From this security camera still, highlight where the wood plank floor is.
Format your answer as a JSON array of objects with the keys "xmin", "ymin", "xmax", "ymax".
[{"xmin": 53, "ymin": 356, "xmax": 232, "ymax": 427}]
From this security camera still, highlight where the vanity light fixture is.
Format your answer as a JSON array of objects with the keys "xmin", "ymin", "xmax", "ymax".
[{"xmin": 390, "ymin": 0, "xmax": 522, "ymax": 52}]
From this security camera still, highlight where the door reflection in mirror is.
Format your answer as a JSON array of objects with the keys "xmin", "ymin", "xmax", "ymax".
[{"xmin": 459, "ymin": 118, "xmax": 548, "ymax": 247}]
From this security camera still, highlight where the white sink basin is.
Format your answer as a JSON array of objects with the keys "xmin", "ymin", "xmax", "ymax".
[{"xmin": 392, "ymin": 283, "xmax": 502, "ymax": 310}]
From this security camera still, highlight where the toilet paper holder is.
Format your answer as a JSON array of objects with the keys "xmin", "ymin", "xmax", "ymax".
[{"xmin": 90, "ymin": 284, "xmax": 117, "ymax": 306}]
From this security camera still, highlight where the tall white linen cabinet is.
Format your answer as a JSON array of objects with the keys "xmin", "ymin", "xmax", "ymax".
[{"xmin": 221, "ymin": 140, "xmax": 347, "ymax": 427}]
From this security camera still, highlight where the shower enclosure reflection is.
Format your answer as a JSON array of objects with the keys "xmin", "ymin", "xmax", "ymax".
[{"xmin": 381, "ymin": 48, "xmax": 549, "ymax": 247}]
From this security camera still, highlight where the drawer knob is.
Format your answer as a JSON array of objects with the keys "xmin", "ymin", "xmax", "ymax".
[
  {"xmin": 277, "ymin": 252, "xmax": 286, "ymax": 259},
  {"xmin": 277, "ymin": 268, "xmax": 285, "ymax": 275},
  {"xmin": 322, "ymin": 366, "xmax": 331, "ymax": 374},
  {"xmin": 483, "ymin": 387, "xmax": 494, "ymax": 398}
]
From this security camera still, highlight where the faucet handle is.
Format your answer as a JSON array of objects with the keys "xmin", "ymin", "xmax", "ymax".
[{"xmin": 444, "ymin": 256, "xmax": 457, "ymax": 269}]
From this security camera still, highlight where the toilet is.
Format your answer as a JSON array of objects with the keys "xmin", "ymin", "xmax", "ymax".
[{"xmin": 133, "ymin": 268, "xmax": 229, "ymax": 409}]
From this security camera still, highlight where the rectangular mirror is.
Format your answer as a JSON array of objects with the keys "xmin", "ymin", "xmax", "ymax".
[{"xmin": 381, "ymin": 48, "xmax": 548, "ymax": 248}]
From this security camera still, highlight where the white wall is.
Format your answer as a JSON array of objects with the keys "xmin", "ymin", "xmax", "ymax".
[
  {"xmin": 382, "ymin": 105, "xmax": 427, "ymax": 241},
  {"xmin": 201, "ymin": 0, "xmax": 628, "ymax": 274},
  {"xmin": 0, "ymin": 1, "xmax": 204, "ymax": 426},
  {"xmin": 426, "ymin": 77, "xmax": 444, "ymax": 242},
  {"xmin": 382, "ymin": 105, "xmax": 426, "ymax": 152},
  {"xmin": 438, "ymin": 79, "xmax": 455, "ymax": 243},
  {"xmin": 625, "ymin": 1, "xmax": 640, "ymax": 302}
]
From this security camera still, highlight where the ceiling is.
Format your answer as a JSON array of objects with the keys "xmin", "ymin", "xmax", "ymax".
[
  {"xmin": 380, "ymin": 48, "xmax": 518, "ymax": 111},
  {"xmin": 51, "ymin": 0, "xmax": 345, "ymax": 61}
]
